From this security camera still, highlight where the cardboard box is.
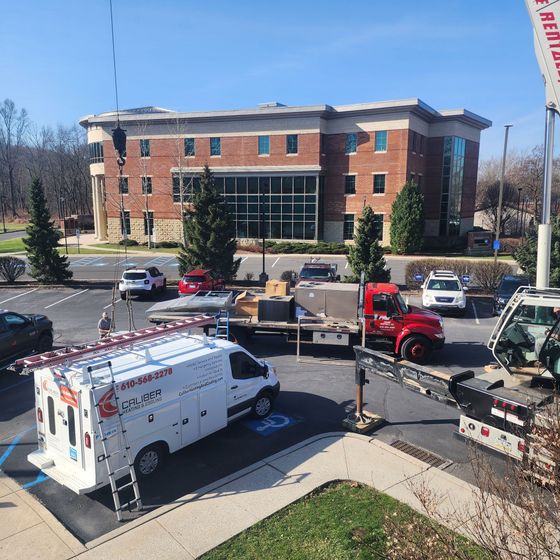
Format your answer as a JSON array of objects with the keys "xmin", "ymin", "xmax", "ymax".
[
  {"xmin": 265, "ymin": 280, "xmax": 290, "ymax": 296},
  {"xmin": 235, "ymin": 291, "xmax": 260, "ymax": 317}
]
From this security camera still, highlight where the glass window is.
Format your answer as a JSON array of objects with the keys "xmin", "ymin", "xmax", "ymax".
[
  {"xmin": 210, "ymin": 137, "xmax": 221, "ymax": 156},
  {"xmin": 259, "ymin": 176, "xmax": 270, "ymax": 193},
  {"xmin": 345, "ymin": 175, "xmax": 356, "ymax": 195},
  {"xmin": 305, "ymin": 176, "xmax": 317, "ymax": 193},
  {"xmin": 258, "ymin": 135, "xmax": 270, "ymax": 155},
  {"xmin": 123, "ymin": 272, "xmax": 147, "ymax": 280},
  {"xmin": 48, "ymin": 396, "xmax": 55, "ymax": 435},
  {"xmin": 141, "ymin": 176, "xmax": 152, "ymax": 195},
  {"xmin": 439, "ymin": 136, "xmax": 466, "ymax": 237},
  {"xmin": 88, "ymin": 142, "xmax": 104, "ymax": 163},
  {"xmin": 67, "ymin": 406, "xmax": 76, "ymax": 447},
  {"xmin": 248, "ymin": 177, "xmax": 258, "ymax": 194},
  {"xmin": 121, "ymin": 211, "xmax": 131, "ymax": 236},
  {"xmin": 143, "ymin": 211, "xmax": 154, "ymax": 236},
  {"xmin": 119, "ymin": 176, "xmax": 129, "ymax": 194},
  {"xmin": 184, "ymin": 138, "xmax": 195, "ymax": 156},
  {"xmin": 375, "ymin": 130, "xmax": 387, "ymax": 152},
  {"xmin": 373, "ymin": 174, "xmax": 386, "ymax": 194},
  {"xmin": 294, "ymin": 176, "xmax": 304, "ymax": 193},
  {"xmin": 4, "ymin": 313, "xmax": 26, "ymax": 327},
  {"xmin": 345, "ymin": 133, "xmax": 357, "ymax": 154},
  {"xmin": 427, "ymin": 279, "xmax": 461, "ymax": 291},
  {"xmin": 282, "ymin": 177, "xmax": 293, "ymax": 193},
  {"xmin": 287, "ymin": 134, "xmax": 298, "ymax": 154},
  {"xmin": 140, "ymin": 139, "xmax": 150, "ymax": 157},
  {"xmin": 343, "ymin": 214, "xmax": 354, "ymax": 240},
  {"xmin": 225, "ymin": 177, "xmax": 236, "ymax": 193}
]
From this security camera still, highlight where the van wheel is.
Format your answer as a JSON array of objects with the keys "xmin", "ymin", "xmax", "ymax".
[
  {"xmin": 120, "ymin": 291, "xmax": 127, "ymax": 301},
  {"xmin": 400, "ymin": 335, "xmax": 431, "ymax": 365},
  {"xmin": 252, "ymin": 392, "xmax": 273, "ymax": 419},
  {"xmin": 134, "ymin": 444, "xmax": 166, "ymax": 477}
]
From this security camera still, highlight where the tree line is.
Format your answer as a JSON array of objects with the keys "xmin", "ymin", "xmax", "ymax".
[{"xmin": 0, "ymin": 98, "xmax": 90, "ymax": 219}]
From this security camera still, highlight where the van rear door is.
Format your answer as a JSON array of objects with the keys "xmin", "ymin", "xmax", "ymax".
[{"xmin": 40, "ymin": 375, "xmax": 84, "ymax": 467}]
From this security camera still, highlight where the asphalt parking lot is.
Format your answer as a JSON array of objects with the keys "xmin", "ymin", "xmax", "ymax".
[{"xmin": 0, "ymin": 286, "xmax": 499, "ymax": 542}]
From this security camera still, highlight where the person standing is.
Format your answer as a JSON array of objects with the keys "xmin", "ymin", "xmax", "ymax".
[{"xmin": 98, "ymin": 311, "xmax": 112, "ymax": 339}]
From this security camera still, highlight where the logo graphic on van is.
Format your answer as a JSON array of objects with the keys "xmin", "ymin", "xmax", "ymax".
[{"xmin": 98, "ymin": 388, "xmax": 118, "ymax": 418}]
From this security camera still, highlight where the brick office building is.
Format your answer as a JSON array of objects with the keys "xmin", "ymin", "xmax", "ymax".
[{"xmin": 79, "ymin": 99, "xmax": 490, "ymax": 246}]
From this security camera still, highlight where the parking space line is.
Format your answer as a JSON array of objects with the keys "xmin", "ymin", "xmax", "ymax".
[
  {"xmin": 0, "ymin": 427, "xmax": 34, "ymax": 467},
  {"xmin": 103, "ymin": 299, "xmax": 122, "ymax": 310},
  {"xmin": 345, "ymin": 261, "xmax": 349, "ymax": 269},
  {"xmin": 22, "ymin": 472, "xmax": 49, "ymax": 489},
  {"xmin": 0, "ymin": 288, "xmax": 38, "ymax": 304},
  {"xmin": 240, "ymin": 256, "xmax": 248, "ymax": 264},
  {"xmin": 72, "ymin": 256, "xmax": 105, "ymax": 267},
  {"xmin": 471, "ymin": 300, "xmax": 480, "ymax": 325},
  {"xmin": 45, "ymin": 289, "xmax": 89, "ymax": 309},
  {"xmin": 272, "ymin": 257, "xmax": 280, "ymax": 268}
]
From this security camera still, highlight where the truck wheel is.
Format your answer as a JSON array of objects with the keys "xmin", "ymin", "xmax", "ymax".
[
  {"xmin": 134, "ymin": 444, "xmax": 166, "ymax": 477},
  {"xmin": 252, "ymin": 392, "xmax": 273, "ymax": 419},
  {"xmin": 400, "ymin": 336, "xmax": 431, "ymax": 365},
  {"xmin": 37, "ymin": 334, "xmax": 53, "ymax": 353},
  {"xmin": 150, "ymin": 285, "xmax": 157, "ymax": 300}
]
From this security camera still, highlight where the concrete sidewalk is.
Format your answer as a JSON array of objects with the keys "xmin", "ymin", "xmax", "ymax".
[{"xmin": 0, "ymin": 432, "xmax": 482, "ymax": 560}]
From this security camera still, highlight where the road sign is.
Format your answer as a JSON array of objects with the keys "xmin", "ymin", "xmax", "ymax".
[
  {"xmin": 75, "ymin": 228, "xmax": 80, "ymax": 238},
  {"xmin": 462, "ymin": 275, "xmax": 471, "ymax": 284},
  {"xmin": 414, "ymin": 273, "xmax": 424, "ymax": 282},
  {"xmin": 493, "ymin": 239, "xmax": 501, "ymax": 251}
]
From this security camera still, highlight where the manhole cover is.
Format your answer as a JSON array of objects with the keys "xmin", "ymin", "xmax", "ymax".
[{"xmin": 390, "ymin": 440, "xmax": 452, "ymax": 469}]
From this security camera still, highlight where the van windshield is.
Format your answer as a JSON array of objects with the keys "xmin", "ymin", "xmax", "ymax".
[
  {"xmin": 427, "ymin": 279, "xmax": 461, "ymax": 291},
  {"xmin": 183, "ymin": 275, "xmax": 205, "ymax": 283},
  {"xmin": 499, "ymin": 278, "xmax": 528, "ymax": 293},
  {"xmin": 123, "ymin": 272, "xmax": 147, "ymax": 280}
]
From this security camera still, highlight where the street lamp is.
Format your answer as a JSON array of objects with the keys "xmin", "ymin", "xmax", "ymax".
[
  {"xmin": 0, "ymin": 195, "xmax": 6, "ymax": 234},
  {"xmin": 258, "ymin": 191, "xmax": 268, "ymax": 285},
  {"xmin": 494, "ymin": 124, "xmax": 513, "ymax": 264},
  {"xmin": 516, "ymin": 187, "xmax": 522, "ymax": 237}
]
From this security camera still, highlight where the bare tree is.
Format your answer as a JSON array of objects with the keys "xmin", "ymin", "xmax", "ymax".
[{"xmin": 0, "ymin": 99, "xmax": 29, "ymax": 216}]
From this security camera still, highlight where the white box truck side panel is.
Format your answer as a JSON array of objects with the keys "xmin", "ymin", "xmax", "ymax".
[
  {"xmin": 199, "ymin": 382, "xmax": 227, "ymax": 437},
  {"xmin": 180, "ymin": 392, "xmax": 200, "ymax": 446}
]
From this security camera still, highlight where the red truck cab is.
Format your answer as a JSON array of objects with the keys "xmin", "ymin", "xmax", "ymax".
[
  {"xmin": 364, "ymin": 282, "xmax": 444, "ymax": 363},
  {"xmin": 178, "ymin": 269, "xmax": 225, "ymax": 296}
]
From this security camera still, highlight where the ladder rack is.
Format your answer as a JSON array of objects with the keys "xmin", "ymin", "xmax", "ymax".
[{"xmin": 12, "ymin": 315, "xmax": 216, "ymax": 374}]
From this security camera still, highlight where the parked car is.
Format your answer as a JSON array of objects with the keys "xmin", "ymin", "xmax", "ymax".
[
  {"xmin": 178, "ymin": 269, "xmax": 225, "ymax": 296},
  {"xmin": 296, "ymin": 263, "xmax": 339, "ymax": 284},
  {"xmin": 119, "ymin": 267, "xmax": 166, "ymax": 300},
  {"xmin": 422, "ymin": 270, "xmax": 467, "ymax": 316},
  {"xmin": 0, "ymin": 310, "xmax": 53, "ymax": 368},
  {"xmin": 493, "ymin": 274, "xmax": 530, "ymax": 315}
]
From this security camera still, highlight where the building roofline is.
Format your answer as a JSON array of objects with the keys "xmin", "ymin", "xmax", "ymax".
[{"xmin": 79, "ymin": 99, "xmax": 491, "ymax": 130}]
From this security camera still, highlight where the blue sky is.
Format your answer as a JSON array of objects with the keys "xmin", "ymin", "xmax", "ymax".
[{"xmin": 0, "ymin": 1, "xmax": 549, "ymax": 160}]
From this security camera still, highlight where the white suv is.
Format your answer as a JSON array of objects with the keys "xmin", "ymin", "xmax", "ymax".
[
  {"xmin": 119, "ymin": 267, "xmax": 167, "ymax": 299},
  {"xmin": 422, "ymin": 270, "xmax": 467, "ymax": 316}
]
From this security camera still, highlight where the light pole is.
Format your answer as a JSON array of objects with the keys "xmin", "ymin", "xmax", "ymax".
[
  {"xmin": 258, "ymin": 191, "xmax": 268, "ymax": 285},
  {"xmin": 0, "ymin": 195, "xmax": 6, "ymax": 234},
  {"xmin": 494, "ymin": 124, "xmax": 513, "ymax": 264},
  {"xmin": 516, "ymin": 187, "xmax": 522, "ymax": 236},
  {"xmin": 60, "ymin": 197, "xmax": 68, "ymax": 255}
]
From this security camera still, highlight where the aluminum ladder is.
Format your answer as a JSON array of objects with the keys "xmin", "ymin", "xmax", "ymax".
[
  {"xmin": 215, "ymin": 311, "xmax": 230, "ymax": 340},
  {"xmin": 86, "ymin": 361, "xmax": 142, "ymax": 521}
]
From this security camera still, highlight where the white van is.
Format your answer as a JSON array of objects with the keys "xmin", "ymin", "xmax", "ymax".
[{"xmin": 28, "ymin": 333, "xmax": 280, "ymax": 494}]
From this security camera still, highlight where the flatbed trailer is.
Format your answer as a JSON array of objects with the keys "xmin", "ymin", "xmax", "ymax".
[{"xmin": 354, "ymin": 345, "xmax": 556, "ymax": 476}]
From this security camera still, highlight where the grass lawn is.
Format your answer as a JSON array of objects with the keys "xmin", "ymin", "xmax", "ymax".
[
  {"xmin": 93, "ymin": 243, "xmax": 179, "ymax": 254},
  {"xmin": 202, "ymin": 482, "xmax": 490, "ymax": 560},
  {"xmin": 0, "ymin": 237, "xmax": 25, "ymax": 253},
  {"xmin": 0, "ymin": 222, "xmax": 29, "ymax": 232},
  {"xmin": 57, "ymin": 247, "xmax": 115, "ymax": 255}
]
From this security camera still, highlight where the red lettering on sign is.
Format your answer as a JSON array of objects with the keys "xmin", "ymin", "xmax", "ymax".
[
  {"xmin": 541, "ymin": 11, "xmax": 555, "ymax": 21},
  {"xmin": 546, "ymin": 31, "xmax": 560, "ymax": 41},
  {"xmin": 544, "ymin": 23, "xmax": 559, "ymax": 30}
]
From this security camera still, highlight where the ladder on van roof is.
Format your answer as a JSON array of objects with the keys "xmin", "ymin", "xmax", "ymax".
[
  {"xmin": 86, "ymin": 360, "xmax": 142, "ymax": 522},
  {"xmin": 12, "ymin": 315, "xmax": 216, "ymax": 374}
]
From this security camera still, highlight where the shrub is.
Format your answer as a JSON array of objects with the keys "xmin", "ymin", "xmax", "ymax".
[
  {"xmin": 0, "ymin": 256, "xmax": 26, "ymax": 283},
  {"xmin": 268, "ymin": 242, "xmax": 349, "ymax": 255},
  {"xmin": 405, "ymin": 258, "xmax": 514, "ymax": 291},
  {"xmin": 280, "ymin": 270, "xmax": 296, "ymax": 282},
  {"xmin": 155, "ymin": 241, "xmax": 180, "ymax": 248},
  {"xmin": 118, "ymin": 238, "xmax": 139, "ymax": 246},
  {"xmin": 244, "ymin": 272, "xmax": 254, "ymax": 281}
]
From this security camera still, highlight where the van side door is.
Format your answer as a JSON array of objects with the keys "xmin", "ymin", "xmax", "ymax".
[{"xmin": 227, "ymin": 351, "xmax": 266, "ymax": 418}]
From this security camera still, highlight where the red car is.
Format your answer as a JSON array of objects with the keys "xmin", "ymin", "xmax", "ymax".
[{"xmin": 178, "ymin": 269, "xmax": 225, "ymax": 296}]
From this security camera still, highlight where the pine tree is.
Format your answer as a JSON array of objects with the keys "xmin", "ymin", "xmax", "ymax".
[
  {"xmin": 348, "ymin": 206, "xmax": 390, "ymax": 282},
  {"xmin": 515, "ymin": 216, "xmax": 560, "ymax": 287},
  {"xmin": 389, "ymin": 181, "xmax": 425, "ymax": 254},
  {"xmin": 177, "ymin": 165, "xmax": 241, "ymax": 280},
  {"xmin": 23, "ymin": 178, "xmax": 72, "ymax": 283}
]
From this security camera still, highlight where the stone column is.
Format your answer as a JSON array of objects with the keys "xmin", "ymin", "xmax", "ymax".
[
  {"xmin": 97, "ymin": 176, "xmax": 108, "ymax": 241},
  {"xmin": 92, "ymin": 175, "xmax": 100, "ymax": 239}
]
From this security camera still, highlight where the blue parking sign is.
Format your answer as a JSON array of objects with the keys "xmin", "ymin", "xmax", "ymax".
[
  {"xmin": 414, "ymin": 273, "xmax": 424, "ymax": 282},
  {"xmin": 493, "ymin": 239, "xmax": 501, "ymax": 251},
  {"xmin": 462, "ymin": 275, "xmax": 470, "ymax": 284}
]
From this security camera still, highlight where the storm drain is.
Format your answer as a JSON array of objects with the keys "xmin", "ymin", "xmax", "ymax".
[{"xmin": 390, "ymin": 440, "xmax": 453, "ymax": 470}]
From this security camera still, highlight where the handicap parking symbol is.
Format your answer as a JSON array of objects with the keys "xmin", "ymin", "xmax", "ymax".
[{"xmin": 243, "ymin": 412, "xmax": 299, "ymax": 436}]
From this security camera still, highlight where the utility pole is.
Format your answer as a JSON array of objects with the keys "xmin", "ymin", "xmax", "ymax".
[
  {"xmin": 536, "ymin": 108, "xmax": 555, "ymax": 289},
  {"xmin": 516, "ymin": 187, "xmax": 522, "ymax": 236},
  {"xmin": 494, "ymin": 124, "xmax": 512, "ymax": 264},
  {"xmin": 61, "ymin": 197, "xmax": 68, "ymax": 255},
  {"xmin": 258, "ymin": 191, "xmax": 268, "ymax": 285},
  {"xmin": 0, "ymin": 195, "xmax": 6, "ymax": 233}
]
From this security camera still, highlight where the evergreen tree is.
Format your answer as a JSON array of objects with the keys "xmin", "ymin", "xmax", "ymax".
[
  {"xmin": 177, "ymin": 165, "xmax": 241, "ymax": 280},
  {"xmin": 389, "ymin": 181, "xmax": 425, "ymax": 254},
  {"xmin": 348, "ymin": 206, "xmax": 390, "ymax": 282},
  {"xmin": 515, "ymin": 216, "xmax": 560, "ymax": 287},
  {"xmin": 23, "ymin": 178, "xmax": 72, "ymax": 283}
]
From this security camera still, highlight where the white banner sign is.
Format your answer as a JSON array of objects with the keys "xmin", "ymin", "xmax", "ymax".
[{"xmin": 526, "ymin": 0, "xmax": 560, "ymax": 110}]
